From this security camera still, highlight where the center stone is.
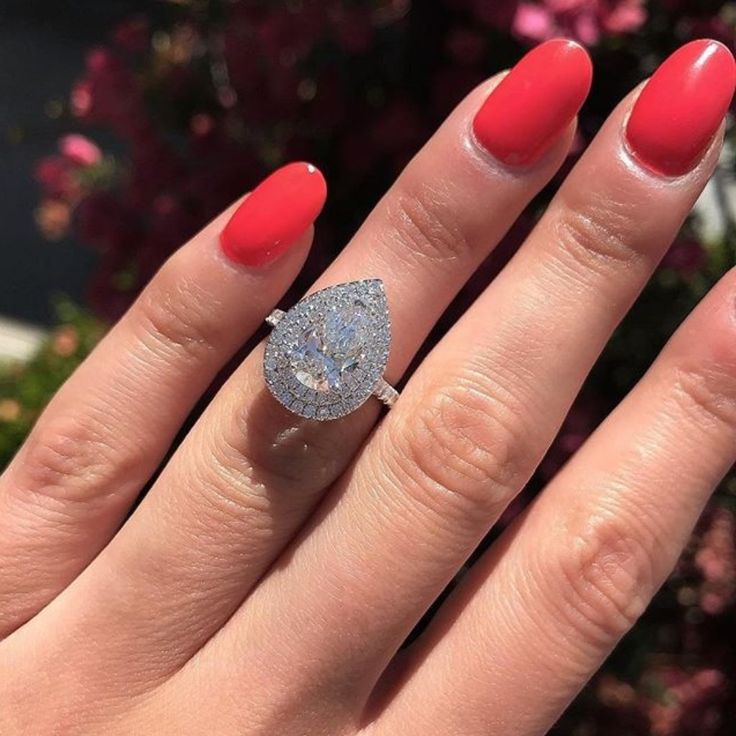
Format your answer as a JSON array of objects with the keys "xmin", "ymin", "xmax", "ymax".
[{"xmin": 290, "ymin": 300, "xmax": 368, "ymax": 392}]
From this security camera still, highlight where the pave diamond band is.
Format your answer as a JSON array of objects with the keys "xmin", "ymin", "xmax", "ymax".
[
  {"xmin": 372, "ymin": 377, "xmax": 399, "ymax": 408},
  {"xmin": 263, "ymin": 279, "xmax": 399, "ymax": 420}
]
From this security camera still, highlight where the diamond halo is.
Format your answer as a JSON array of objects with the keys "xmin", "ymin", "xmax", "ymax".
[{"xmin": 263, "ymin": 279, "xmax": 396, "ymax": 420}]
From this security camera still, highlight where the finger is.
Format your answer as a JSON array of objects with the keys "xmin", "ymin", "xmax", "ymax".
[
  {"xmin": 0, "ymin": 162, "xmax": 325, "ymax": 635},
  {"xmin": 11, "ymin": 40, "xmax": 591, "ymax": 702},
  {"xmin": 380, "ymin": 269, "xmax": 736, "ymax": 736},
  {"xmin": 185, "ymin": 40, "xmax": 734, "ymax": 723}
]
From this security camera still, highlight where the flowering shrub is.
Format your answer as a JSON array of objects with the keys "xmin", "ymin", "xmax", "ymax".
[
  {"xmin": 486, "ymin": 0, "xmax": 648, "ymax": 45},
  {"xmin": 13, "ymin": 0, "xmax": 736, "ymax": 732}
]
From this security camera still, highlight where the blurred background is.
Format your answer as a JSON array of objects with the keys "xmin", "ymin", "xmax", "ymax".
[{"xmin": 1, "ymin": 1, "xmax": 735, "ymax": 733}]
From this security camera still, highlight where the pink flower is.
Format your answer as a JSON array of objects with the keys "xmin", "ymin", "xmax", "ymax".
[
  {"xmin": 70, "ymin": 47, "xmax": 145, "ymax": 136},
  {"xmin": 603, "ymin": 0, "xmax": 646, "ymax": 33},
  {"xmin": 34, "ymin": 156, "xmax": 75, "ymax": 198},
  {"xmin": 35, "ymin": 135, "xmax": 104, "ymax": 205},
  {"xmin": 59, "ymin": 134, "xmax": 102, "ymax": 167},
  {"xmin": 695, "ymin": 507, "xmax": 736, "ymax": 615},
  {"xmin": 111, "ymin": 16, "xmax": 150, "ymax": 54},
  {"xmin": 512, "ymin": 0, "xmax": 646, "ymax": 45},
  {"xmin": 513, "ymin": 3, "xmax": 555, "ymax": 40}
]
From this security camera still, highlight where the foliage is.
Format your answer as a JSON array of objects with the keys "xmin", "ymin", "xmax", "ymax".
[
  {"xmin": 0, "ymin": 302, "xmax": 104, "ymax": 468},
  {"xmin": 8, "ymin": 0, "xmax": 736, "ymax": 732}
]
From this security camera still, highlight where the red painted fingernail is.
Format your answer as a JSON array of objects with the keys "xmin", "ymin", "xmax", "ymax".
[
  {"xmin": 626, "ymin": 40, "xmax": 736, "ymax": 177},
  {"xmin": 472, "ymin": 39, "xmax": 592, "ymax": 167},
  {"xmin": 220, "ymin": 162, "xmax": 327, "ymax": 266}
]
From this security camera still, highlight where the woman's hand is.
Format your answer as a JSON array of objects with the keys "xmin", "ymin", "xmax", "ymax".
[{"xmin": 2, "ymin": 38, "xmax": 735, "ymax": 736}]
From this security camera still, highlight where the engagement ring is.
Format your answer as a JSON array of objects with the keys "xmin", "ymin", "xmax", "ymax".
[{"xmin": 263, "ymin": 279, "xmax": 399, "ymax": 420}]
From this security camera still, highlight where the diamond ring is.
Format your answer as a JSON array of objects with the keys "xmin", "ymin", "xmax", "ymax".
[{"xmin": 263, "ymin": 279, "xmax": 399, "ymax": 420}]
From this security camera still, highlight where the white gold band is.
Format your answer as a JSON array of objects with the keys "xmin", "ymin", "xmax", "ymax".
[{"xmin": 372, "ymin": 377, "xmax": 399, "ymax": 408}]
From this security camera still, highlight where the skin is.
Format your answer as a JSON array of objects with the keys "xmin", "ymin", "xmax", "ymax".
[{"xmin": 1, "ymin": 71, "xmax": 736, "ymax": 736}]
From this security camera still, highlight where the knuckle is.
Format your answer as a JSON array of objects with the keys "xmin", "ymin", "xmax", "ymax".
[
  {"xmin": 19, "ymin": 411, "xmax": 128, "ymax": 506},
  {"xmin": 549, "ymin": 505, "xmax": 657, "ymax": 647},
  {"xmin": 670, "ymin": 363, "xmax": 736, "ymax": 434},
  {"xmin": 134, "ymin": 256, "xmax": 220, "ymax": 363},
  {"xmin": 386, "ymin": 179, "xmax": 473, "ymax": 265},
  {"xmin": 551, "ymin": 200, "xmax": 644, "ymax": 276},
  {"xmin": 389, "ymin": 372, "xmax": 528, "ymax": 525}
]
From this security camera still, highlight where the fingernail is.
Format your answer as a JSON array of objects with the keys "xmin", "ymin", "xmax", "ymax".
[
  {"xmin": 220, "ymin": 162, "xmax": 327, "ymax": 266},
  {"xmin": 472, "ymin": 38, "xmax": 592, "ymax": 167},
  {"xmin": 626, "ymin": 40, "xmax": 736, "ymax": 177}
]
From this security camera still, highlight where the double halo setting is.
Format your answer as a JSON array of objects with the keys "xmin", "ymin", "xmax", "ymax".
[{"xmin": 263, "ymin": 279, "xmax": 398, "ymax": 421}]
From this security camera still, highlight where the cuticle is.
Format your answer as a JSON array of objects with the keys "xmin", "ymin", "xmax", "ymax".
[
  {"xmin": 618, "ymin": 116, "xmax": 705, "ymax": 185},
  {"xmin": 463, "ymin": 118, "xmax": 541, "ymax": 178}
]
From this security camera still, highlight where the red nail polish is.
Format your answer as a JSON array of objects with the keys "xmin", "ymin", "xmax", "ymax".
[
  {"xmin": 472, "ymin": 39, "xmax": 592, "ymax": 167},
  {"xmin": 626, "ymin": 40, "xmax": 736, "ymax": 177},
  {"xmin": 220, "ymin": 162, "xmax": 327, "ymax": 266}
]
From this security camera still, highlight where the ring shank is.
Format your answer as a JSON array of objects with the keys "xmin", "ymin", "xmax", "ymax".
[{"xmin": 372, "ymin": 378, "xmax": 399, "ymax": 408}]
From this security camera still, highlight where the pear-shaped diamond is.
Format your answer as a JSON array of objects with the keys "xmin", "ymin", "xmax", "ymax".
[{"xmin": 264, "ymin": 280, "xmax": 391, "ymax": 420}]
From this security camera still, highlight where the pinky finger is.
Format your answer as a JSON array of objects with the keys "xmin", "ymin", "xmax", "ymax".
[{"xmin": 374, "ymin": 269, "xmax": 736, "ymax": 736}]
